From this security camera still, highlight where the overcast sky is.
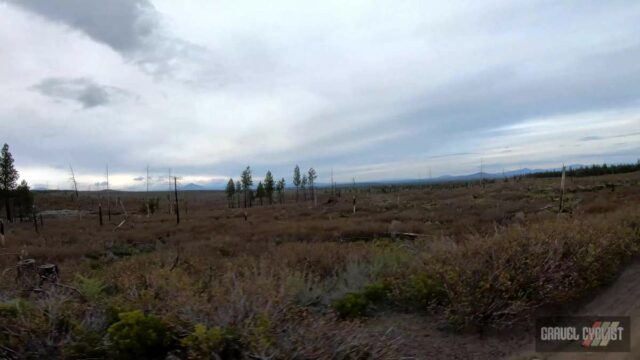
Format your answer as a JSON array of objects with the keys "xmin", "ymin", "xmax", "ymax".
[{"xmin": 1, "ymin": 0, "xmax": 639, "ymax": 190}]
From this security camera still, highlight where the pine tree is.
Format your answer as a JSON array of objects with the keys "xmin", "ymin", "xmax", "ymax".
[
  {"xmin": 308, "ymin": 168, "xmax": 317, "ymax": 204},
  {"xmin": 241, "ymin": 166, "xmax": 253, "ymax": 208},
  {"xmin": 225, "ymin": 178, "xmax": 235, "ymax": 208},
  {"xmin": 264, "ymin": 171, "xmax": 275, "ymax": 205},
  {"xmin": 235, "ymin": 180, "xmax": 242, "ymax": 208},
  {"xmin": 276, "ymin": 178, "xmax": 286, "ymax": 204},
  {"xmin": 293, "ymin": 165, "xmax": 301, "ymax": 201},
  {"xmin": 0, "ymin": 144, "xmax": 18, "ymax": 191},
  {"xmin": 1, "ymin": 144, "xmax": 19, "ymax": 222},
  {"xmin": 256, "ymin": 181, "xmax": 266, "ymax": 206},
  {"xmin": 15, "ymin": 180, "xmax": 33, "ymax": 218},
  {"xmin": 301, "ymin": 174, "xmax": 308, "ymax": 201}
]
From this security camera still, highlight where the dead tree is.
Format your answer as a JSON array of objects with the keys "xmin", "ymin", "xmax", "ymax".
[
  {"xmin": 145, "ymin": 165, "xmax": 152, "ymax": 217},
  {"xmin": 69, "ymin": 165, "xmax": 79, "ymax": 198},
  {"xmin": 106, "ymin": 164, "xmax": 111, "ymax": 221},
  {"xmin": 32, "ymin": 206, "xmax": 38, "ymax": 234},
  {"xmin": 113, "ymin": 197, "xmax": 129, "ymax": 232},
  {"xmin": 559, "ymin": 164, "xmax": 566, "ymax": 213},
  {"xmin": 0, "ymin": 219, "xmax": 4, "ymax": 247},
  {"xmin": 174, "ymin": 177, "xmax": 180, "ymax": 224}
]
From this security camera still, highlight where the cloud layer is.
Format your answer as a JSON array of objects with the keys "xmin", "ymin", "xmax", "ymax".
[{"xmin": 0, "ymin": 0, "xmax": 639, "ymax": 190}]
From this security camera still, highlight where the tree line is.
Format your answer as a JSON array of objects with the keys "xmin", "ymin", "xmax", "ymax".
[
  {"xmin": 526, "ymin": 161, "xmax": 640, "ymax": 179},
  {"xmin": 1, "ymin": 144, "xmax": 34, "ymax": 222},
  {"xmin": 224, "ymin": 165, "xmax": 317, "ymax": 208}
]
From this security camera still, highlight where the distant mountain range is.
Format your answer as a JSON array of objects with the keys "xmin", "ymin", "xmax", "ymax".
[
  {"xmin": 172, "ymin": 164, "xmax": 588, "ymax": 191},
  {"xmin": 35, "ymin": 164, "xmax": 589, "ymax": 192}
]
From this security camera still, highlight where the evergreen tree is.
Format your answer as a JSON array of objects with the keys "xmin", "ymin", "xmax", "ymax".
[
  {"xmin": 264, "ymin": 171, "xmax": 275, "ymax": 205},
  {"xmin": 0, "ymin": 144, "xmax": 18, "ymax": 191},
  {"xmin": 308, "ymin": 168, "xmax": 317, "ymax": 203},
  {"xmin": 0, "ymin": 144, "xmax": 19, "ymax": 222},
  {"xmin": 225, "ymin": 178, "xmax": 235, "ymax": 208},
  {"xmin": 276, "ymin": 178, "xmax": 286, "ymax": 204},
  {"xmin": 15, "ymin": 180, "xmax": 33, "ymax": 218},
  {"xmin": 235, "ymin": 180, "xmax": 242, "ymax": 208},
  {"xmin": 301, "ymin": 174, "xmax": 308, "ymax": 201},
  {"xmin": 240, "ymin": 166, "xmax": 253, "ymax": 208},
  {"xmin": 256, "ymin": 181, "xmax": 266, "ymax": 206},
  {"xmin": 293, "ymin": 165, "xmax": 301, "ymax": 201}
]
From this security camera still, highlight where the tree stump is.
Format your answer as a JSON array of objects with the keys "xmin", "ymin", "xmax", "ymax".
[
  {"xmin": 38, "ymin": 264, "xmax": 60, "ymax": 286},
  {"xmin": 16, "ymin": 258, "xmax": 38, "ymax": 292}
]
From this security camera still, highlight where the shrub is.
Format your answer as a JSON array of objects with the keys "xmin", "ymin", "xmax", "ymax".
[
  {"xmin": 63, "ymin": 328, "xmax": 107, "ymax": 360},
  {"xmin": 74, "ymin": 274, "xmax": 107, "ymax": 302},
  {"xmin": 332, "ymin": 293, "xmax": 369, "ymax": 319},
  {"xmin": 0, "ymin": 299, "xmax": 29, "ymax": 317},
  {"xmin": 181, "ymin": 324, "xmax": 239, "ymax": 359},
  {"xmin": 106, "ymin": 310, "xmax": 173, "ymax": 359},
  {"xmin": 403, "ymin": 273, "xmax": 447, "ymax": 307},
  {"xmin": 362, "ymin": 282, "xmax": 389, "ymax": 303}
]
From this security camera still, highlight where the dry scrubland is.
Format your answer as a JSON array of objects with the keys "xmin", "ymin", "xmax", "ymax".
[{"xmin": 1, "ymin": 172, "xmax": 640, "ymax": 359}]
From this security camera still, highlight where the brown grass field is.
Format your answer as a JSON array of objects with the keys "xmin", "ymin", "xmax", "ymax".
[{"xmin": 1, "ymin": 172, "xmax": 640, "ymax": 359}]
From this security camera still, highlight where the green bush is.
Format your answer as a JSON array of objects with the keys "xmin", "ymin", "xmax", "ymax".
[
  {"xmin": 0, "ymin": 299, "xmax": 30, "ymax": 318},
  {"xmin": 405, "ymin": 273, "xmax": 447, "ymax": 307},
  {"xmin": 362, "ymin": 282, "xmax": 389, "ymax": 303},
  {"xmin": 74, "ymin": 274, "xmax": 107, "ymax": 302},
  {"xmin": 107, "ymin": 310, "xmax": 173, "ymax": 359},
  {"xmin": 332, "ymin": 293, "xmax": 369, "ymax": 319},
  {"xmin": 181, "ymin": 324, "xmax": 240, "ymax": 359}
]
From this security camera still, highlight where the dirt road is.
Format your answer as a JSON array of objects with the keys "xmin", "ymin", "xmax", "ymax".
[{"xmin": 511, "ymin": 261, "xmax": 640, "ymax": 360}]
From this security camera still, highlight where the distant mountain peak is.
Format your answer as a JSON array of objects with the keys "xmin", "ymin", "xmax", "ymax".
[{"xmin": 180, "ymin": 183, "xmax": 205, "ymax": 191}]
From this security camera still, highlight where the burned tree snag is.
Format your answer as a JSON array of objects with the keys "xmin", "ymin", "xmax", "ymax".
[
  {"xmin": 32, "ymin": 206, "xmax": 38, "ymax": 234},
  {"xmin": 0, "ymin": 219, "xmax": 4, "ymax": 247},
  {"xmin": 174, "ymin": 177, "xmax": 180, "ymax": 224}
]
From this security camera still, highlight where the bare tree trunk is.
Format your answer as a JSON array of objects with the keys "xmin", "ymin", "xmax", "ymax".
[
  {"xmin": 0, "ymin": 219, "xmax": 4, "ymax": 247},
  {"xmin": 559, "ymin": 165, "xmax": 566, "ymax": 213},
  {"xmin": 32, "ymin": 208, "xmax": 38, "ymax": 234},
  {"xmin": 174, "ymin": 177, "xmax": 180, "ymax": 224},
  {"xmin": 106, "ymin": 165, "xmax": 111, "ymax": 221},
  {"xmin": 146, "ymin": 165, "xmax": 150, "ymax": 217},
  {"xmin": 70, "ymin": 165, "xmax": 79, "ymax": 198}
]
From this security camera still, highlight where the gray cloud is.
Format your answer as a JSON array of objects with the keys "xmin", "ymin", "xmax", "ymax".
[
  {"xmin": 2, "ymin": 1, "xmax": 640, "ymax": 188},
  {"xmin": 5, "ymin": 0, "xmax": 157, "ymax": 53},
  {"xmin": 30, "ymin": 77, "xmax": 130, "ymax": 108},
  {"xmin": 133, "ymin": 176, "xmax": 144, "ymax": 181},
  {"xmin": 580, "ymin": 136, "xmax": 604, "ymax": 141}
]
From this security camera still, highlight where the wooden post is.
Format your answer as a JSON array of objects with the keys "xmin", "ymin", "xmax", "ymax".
[
  {"xmin": 99, "ymin": 203, "xmax": 103, "ymax": 226},
  {"xmin": 106, "ymin": 164, "xmax": 111, "ymax": 221},
  {"xmin": 32, "ymin": 207, "xmax": 38, "ymax": 234},
  {"xmin": 39, "ymin": 214, "xmax": 43, "ymax": 228},
  {"xmin": 559, "ymin": 165, "xmax": 566, "ymax": 213},
  {"xmin": 352, "ymin": 196, "xmax": 357, "ymax": 214},
  {"xmin": 0, "ymin": 219, "xmax": 4, "ymax": 247},
  {"xmin": 174, "ymin": 177, "xmax": 180, "ymax": 224}
]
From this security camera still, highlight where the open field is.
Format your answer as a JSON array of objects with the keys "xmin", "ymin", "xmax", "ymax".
[{"xmin": 1, "ymin": 172, "xmax": 640, "ymax": 359}]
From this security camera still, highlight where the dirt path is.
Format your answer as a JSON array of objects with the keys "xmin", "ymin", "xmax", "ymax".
[
  {"xmin": 510, "ymin": 261, "xmax": 640, "ymax": 360},
  {"xmin": 367, "ymin": 261, "xmax": 640, "ymax": 359}
]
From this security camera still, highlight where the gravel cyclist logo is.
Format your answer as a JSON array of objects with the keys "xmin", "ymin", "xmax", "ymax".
[{"xmin": 536, "ymin": 316, "xmax": 630, "ymax": 352}]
